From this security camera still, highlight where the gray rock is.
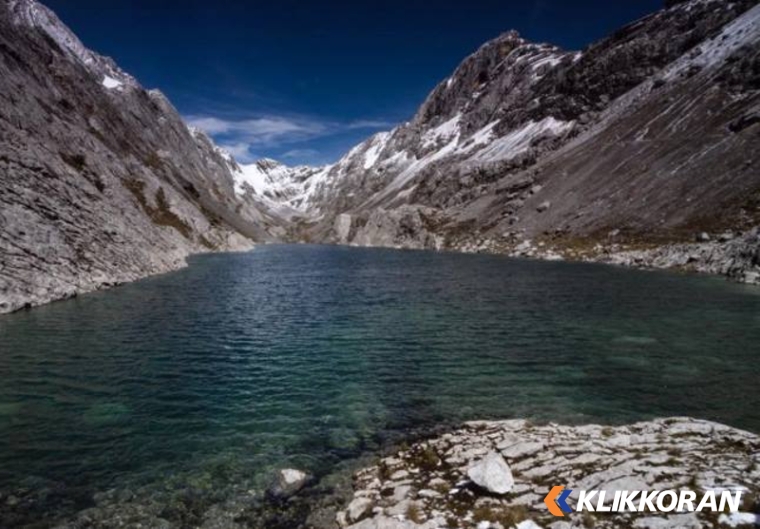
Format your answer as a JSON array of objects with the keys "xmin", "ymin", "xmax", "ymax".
[
  {"xmin": 267, "ymin": 468, "xmax": 309, "ymax": 499},
  {"xmin": 466, "ymin": 451, "xmax": 515, "ymax": 494},
  {"xmin": 340, "ymin": 417, "xmax": 759, "ymax": 529},
  {"xmin": 334, "ymin": 214, "xmax": 354, "ymax": 244},
  {"xmin": 515, "ymin": 521, "xmax": 544, "ymax": 529},
  {"xmin": 347, "ymin": 515, "xmax": 437, "ymax": 529},
  {"xmin": 633, "ymin": 513, "xmax": 702, "ymax": 529},
  {"xmin": 0, "ymin": 0, "xmax": 270, "ymax": 314},
  {"xmin": 347, "ymin": 497, "xmax": 374, "ymax": 523},
  {"xmin": 392, "ymin": 485, "xmax": 413, "ymax": 502},
  {"xmin": 500, "ymin": 440, "xmax": 545, "ymax": 460}
]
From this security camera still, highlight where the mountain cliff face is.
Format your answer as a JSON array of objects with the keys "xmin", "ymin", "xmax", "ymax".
[
  {"xmin": 0, "ymin": 0, "xmax": 289, "ymax": 314},
  {"xmin": 253, "ymin": 0, "xmax": 760, "ymax": 283},
  {"xmin": 2, "ymin": 0, "xmax": 759, "ymax": 315}
]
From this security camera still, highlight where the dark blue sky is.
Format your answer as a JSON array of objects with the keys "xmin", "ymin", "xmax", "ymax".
[{"xmin": 44, "ymin": 0, "xmax": 663, "ymax": 165}]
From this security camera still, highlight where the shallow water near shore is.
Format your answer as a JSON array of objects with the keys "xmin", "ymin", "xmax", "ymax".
[{"xmin": 1, "ymin": 244, "xmax": 759, "ymax": 525}]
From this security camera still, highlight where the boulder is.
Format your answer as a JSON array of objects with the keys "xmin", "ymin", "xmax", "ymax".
[
  {"xmin": 347, "ymin": 515, "xmax": 436, "ymax": 529},
  {"xmin": 347, "ymin": 497, "xmax": 374, "ymax": 523},
  {"xmin": 466, "ymin": 451, "xmax": 514, "ymax": 494},
  {"xmin": 267, "ymin": 468, "xmax": 309, "ymax": 499},
  {"xmin": 536, "ymin": 201, "xmax": 552, "ymax": 213}
]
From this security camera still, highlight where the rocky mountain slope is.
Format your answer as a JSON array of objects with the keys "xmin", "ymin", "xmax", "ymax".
[
  {"xmin": 0, "ymin": 0, "xmax": 289, "ymax": 314},
  {"xmin": 2, "ymin": 0, "xmax": 760, "ymax": 316},
  {"xmin": 247, "ymin": 0, "xmax": 760, "ymax": 284}
]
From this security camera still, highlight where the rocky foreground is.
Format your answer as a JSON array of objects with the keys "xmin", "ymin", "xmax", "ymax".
[
  {"xmin": 4, "ymin": 417, "xmax": 757, "ymax": 529},
  {"xmin": 335, "ymin": 418, "xmax": 759, "ymax": 529}
]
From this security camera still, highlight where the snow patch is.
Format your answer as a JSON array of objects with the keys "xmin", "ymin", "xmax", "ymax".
[
  {"xmin": 663, "ymin": 3, "xmax": 760, "ymax": 80},
  {"xmin": 457, "ymin": 120, "xmax": 500, "ymax": 153},
  {"xmin": 372, "ymin": 128, "xmax": 461, "ymax": 201},
  {"xmin": 362, "ymin": 131, "xmax": 391, "ymax": 170},
  {"xmin": 421, "ymin": 113, "xmax": 461, "ymax": 148},
  {"xmin": 102, "ymin": 76, "xmax": 123, "ymax": 89},
  {"xmin": 531, "ymin": 54, "xmax": 562, "ymax": 71},
  {"xmin": 9, "ymin": 0, "xmax": 137, "ymax": 89},
  {"xmin": 471, "ymin": 117, "xmax": 573, "ymax": 163}
]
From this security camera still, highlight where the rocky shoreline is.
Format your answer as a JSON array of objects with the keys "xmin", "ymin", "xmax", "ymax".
[
  {"xmin": 326, "ymin": 205, "xmax": 760, "ymax": 287},
  {"xmin": 334, "ymin": 417, "xmax": 759, "ymax": 529},
  {"xmin": 4, "ymin": 229, "xmax": 757, "ymax": 317},
  {"xmin": 444, "ymin": 226, "xmax": 760, "ymax": 287},
  {"xmin": 0, "ymin": 241, "xmax": 254, "ymax": 316},
  {"xmin": 2, "ymin": 417, "xmax": 757, "ymax": 529}
]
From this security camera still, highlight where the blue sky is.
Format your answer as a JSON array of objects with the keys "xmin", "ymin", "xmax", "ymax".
[{"xmin": 45, "ymin": 0, "xmax": 663, "ymax": 165}]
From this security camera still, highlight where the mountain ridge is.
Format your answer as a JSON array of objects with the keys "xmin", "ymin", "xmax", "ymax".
[
  {"xmin": 1, "ymin": 0, "xmax": 759, "ymax": 315},
  {"xmin": 241, "ymin": 0, "xmax": 760, "ymax": 284},
  {"xmin": 0, "ymin": 0, "xmax": 290, "ymax": 314}
]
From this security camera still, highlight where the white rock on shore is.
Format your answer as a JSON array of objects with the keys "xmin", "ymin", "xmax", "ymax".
[{"xmin": 467, "ymin": 452, "xmax": 514, "ymax": 494}]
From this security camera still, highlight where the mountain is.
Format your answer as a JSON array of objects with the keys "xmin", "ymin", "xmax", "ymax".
[
  {"xmin": 1, "ymin": 0, "xmax": 759, "ymax": 315},
  {"xmin": 258, "ymin": 0, "xmax": 760, "ymax": 282},
  {"xmin": 228, "ymin": 156, "xmax": 330, "ymax": 220},
  {"xmin": 0, "ymin": 0, "xmax": 292, "ymax": 314}
]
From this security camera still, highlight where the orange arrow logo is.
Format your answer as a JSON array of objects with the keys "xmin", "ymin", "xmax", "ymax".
[{"xmin": 544, "ymin": 486, "xmax": 566, "ymax": 517}]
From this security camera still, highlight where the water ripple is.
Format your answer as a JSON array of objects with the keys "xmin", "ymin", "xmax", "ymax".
[{"xmin": 0, "ymin": 245, "xmax": 759, "ymax": 525}]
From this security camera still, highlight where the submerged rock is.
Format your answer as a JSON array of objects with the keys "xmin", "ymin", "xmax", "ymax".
[
  {"xmin": 466, "ymin": 452, "xmax": 514, "ymax": 494},
  {"xmin": 267, "ymin": 468, "xmax": 310, "ymax": 499}
]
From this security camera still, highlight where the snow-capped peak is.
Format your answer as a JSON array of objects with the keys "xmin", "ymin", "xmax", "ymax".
[{"xmin": 229, "ymin": 157, "xmax": 331, "ymax": 213}]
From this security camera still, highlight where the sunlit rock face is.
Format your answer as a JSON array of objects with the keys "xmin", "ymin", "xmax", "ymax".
[{"xmin": 0, "ymin": 0, "xmax": 286, "ymax": 313}]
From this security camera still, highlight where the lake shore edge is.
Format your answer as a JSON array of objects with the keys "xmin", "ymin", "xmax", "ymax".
[
  {"xmin": 331, "ymin": 226, "xmax": 760, "ymax": 288},
  {"xmin": 0, "ymin": 242, "xmax": 255, "ymax": 316},
  {"xmin": 3, "ymin": 227, "xmax": 759, "ymax": 317}
]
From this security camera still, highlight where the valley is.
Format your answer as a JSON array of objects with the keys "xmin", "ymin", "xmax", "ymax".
[{"xmin": 2, "ymin": 0, "xmax": 760, "ymax": 314}]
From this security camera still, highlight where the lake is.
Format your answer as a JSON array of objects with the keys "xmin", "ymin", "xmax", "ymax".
[{"xmin": 1, "ymin": 244, "xmax": 758, "ymax": 526}]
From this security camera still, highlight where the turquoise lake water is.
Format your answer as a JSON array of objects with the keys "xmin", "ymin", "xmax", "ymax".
[{"xmin": 0, "ymin": 244, "xmax": 758, "ymax": 526}]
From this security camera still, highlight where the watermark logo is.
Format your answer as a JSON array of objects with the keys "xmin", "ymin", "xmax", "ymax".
[
  {"xmin": 544, "ymin": 486, "xmax": 743, "ymax": 516},
  {"xmin": 544, "ymin": 486, "xmax": 573, "ymax": 516}
]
